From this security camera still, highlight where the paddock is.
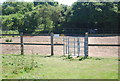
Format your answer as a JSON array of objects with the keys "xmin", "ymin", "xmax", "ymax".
[
  {"xmin": 0, "ymin": 34, "xmax": 119, "ymax": 79},
  {"xmin": 0, "ymin": 35, "xmax": 119, "ymax": 58}
]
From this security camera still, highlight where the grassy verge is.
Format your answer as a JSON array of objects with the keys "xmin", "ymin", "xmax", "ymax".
[{"xmin": 1, "ymin": 54, "xmax": 119, "ymax": 79}]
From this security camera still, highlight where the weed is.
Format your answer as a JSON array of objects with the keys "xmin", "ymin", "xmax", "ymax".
[
  {"xmin": 95, "ymin": 58, "xmax": 102, "ymax": 60},
  {"xmin": 118, "ymin": 59, "xmax": 120, "ymax": 61},
  {"xmin": 5, "ymin": 39, "xmax": 12, "ymax": 42},
  {"xmin": 79, "ymin": 56, "xmax": 85, "ymax": 61},
  {"xmin": 9, "ymin": 39, "xmax": 12, "ymax": 42},
  {"xmin": 23, "ymin": 66, "xmax": 33, "ymax": 73},
  {"xmin": 86, "ymin": 57, "xmax": 93, "ymax": 59},
  {"xmin": 5, "ymin": 39, "xmax": 10, "ymax": 42},
  {"xmin": 68, "ymin": 54, "xmax": 72, "ymax": 59}
]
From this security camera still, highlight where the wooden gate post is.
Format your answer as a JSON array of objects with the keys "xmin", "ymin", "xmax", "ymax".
[
  {"xmin": 51, "ymin": 32, "xmax": 54, "ymax": 56},
  {"xmin": 20, "ymin": 32, "xmax": 24, "ymax": 55},
  {"xmin": 68, "ymin": 38, "xmax": 70, "ymax": 55},
  {"xmin": 84, "ymin": 32, "xmax": 88, "ymax": 58}
]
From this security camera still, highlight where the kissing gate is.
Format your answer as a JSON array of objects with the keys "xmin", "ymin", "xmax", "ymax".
[{"xmin": 62, "ymin": 32, "xmax": 88, "ymax": 58}]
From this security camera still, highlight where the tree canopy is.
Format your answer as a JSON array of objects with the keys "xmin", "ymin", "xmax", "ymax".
[{"xmin": 1, "ymin": 1, "xmax": 119, "ymax": 34}]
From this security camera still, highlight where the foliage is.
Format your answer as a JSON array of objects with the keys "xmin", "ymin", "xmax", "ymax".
[
  {"xmin": 1, "ymin": 1, "xmax": 119, "ymax": 34},
  {"xmin": 2, "ymin": 2, "xmax": 34, "ymax": 15},
  {"xmin": 63, "ymin": 2, "xmax": 118, "ymax": 34},
  {"xmin": 21, "ymin": 11, "xmax": 39, "ymax": 34},
  {"xmin": 2, "ymin": 13, "xmax": 24, "ymax": 31},
  {"xmin": 33, "ymin": 0, "xmax": 58, "ymax": 6}
]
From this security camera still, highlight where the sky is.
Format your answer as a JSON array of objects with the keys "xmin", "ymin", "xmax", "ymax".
[{"xmin": 0, "ymin": 0, "xmax": 77, "ymax": 6}]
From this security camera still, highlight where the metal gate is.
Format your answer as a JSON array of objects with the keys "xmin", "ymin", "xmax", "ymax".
[{"xmin": 62, "ymin": 32, "xmax": 88, "ymax": 57}]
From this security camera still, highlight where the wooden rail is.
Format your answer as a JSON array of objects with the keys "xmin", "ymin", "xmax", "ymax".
[
  {"xmin": 0, "ymin": 43, "xmax": 63, "ymax": 45},
  {"xmin": 0, "ymin": 34, "xmax": 19, "ymax": 36},
  {"xmin": 0, "ymin": 33, "xmax": 55, "ymax": 55},
  {"xmin": 0, "ymin": 34, "xmax": 50, "ymax": 36},
  {"xmin": 1, "ymin": 43, "xmax": 119, "ymax": 46},
  {"xmin": 88, "ymin": 44, "xmax": 120, "ymax": 46}
]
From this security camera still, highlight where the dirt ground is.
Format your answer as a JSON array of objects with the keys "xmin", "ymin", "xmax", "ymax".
[{"xmin": 0, "ymin": 36, "xmax": 119, "ymax": 58}]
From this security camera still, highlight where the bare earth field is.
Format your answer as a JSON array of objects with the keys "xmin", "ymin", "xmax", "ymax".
[{"xmin": 0, "ymin": 36, "xmax": 119, "ymax": 58}]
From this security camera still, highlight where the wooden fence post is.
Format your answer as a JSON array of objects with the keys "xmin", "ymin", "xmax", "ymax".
[
  {"xmin": 77, "ymin": 38, "xmax": 80, "ymax": 56},
  {"xmin": 84, "ymin": 32, "xmax": 88, "ymax": 58},
  {"xmin": 63, "ymin": 37, "xmax": 65, "ymax": 56},
  {"xmin": 74, "ymin": 38, "xmax": 76, "ymax": 56},
  {"xmin": 66, "ymin": 37, "xmax": 68, "ymax": 54},
  {"xmin": 20, "ymin": 32, "xmax": 24, "ymax": 55},
  {"xmin": 51, "ymin": 32, "xmax": 54, "ymax": 56}
]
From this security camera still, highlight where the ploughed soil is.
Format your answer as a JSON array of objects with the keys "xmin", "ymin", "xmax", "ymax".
[{"xmin": 0, "ymin": 36, "xmax": 119, "ymax": 58}]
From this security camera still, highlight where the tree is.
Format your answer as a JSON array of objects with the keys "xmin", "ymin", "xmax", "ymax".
[
  {"xmin": 2, "ymin": 13, "xmax": 24, "ymax": 31},
  {"xmin": 63, "ymin": 2, "xmax": 118, "ymax": 34},
  {"xmin": 2, "ymin": 2, "xmax": 34, "ymax": 15},
  {"xmin": 33, "ymin": 4, "xmax": 64, "ymax": 34},
  {"xmin": 33, "ymin": 0, "xmax": 58, "ymax": 6},
  {"xmin": 21, "ymin": 11, "xmax": 39, "ymax": 34}
]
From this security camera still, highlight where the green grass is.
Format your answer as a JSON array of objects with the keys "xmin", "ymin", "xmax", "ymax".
[{"xmin": 1, "ymin": 54, "xmax": 119, "ymax": 79}]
